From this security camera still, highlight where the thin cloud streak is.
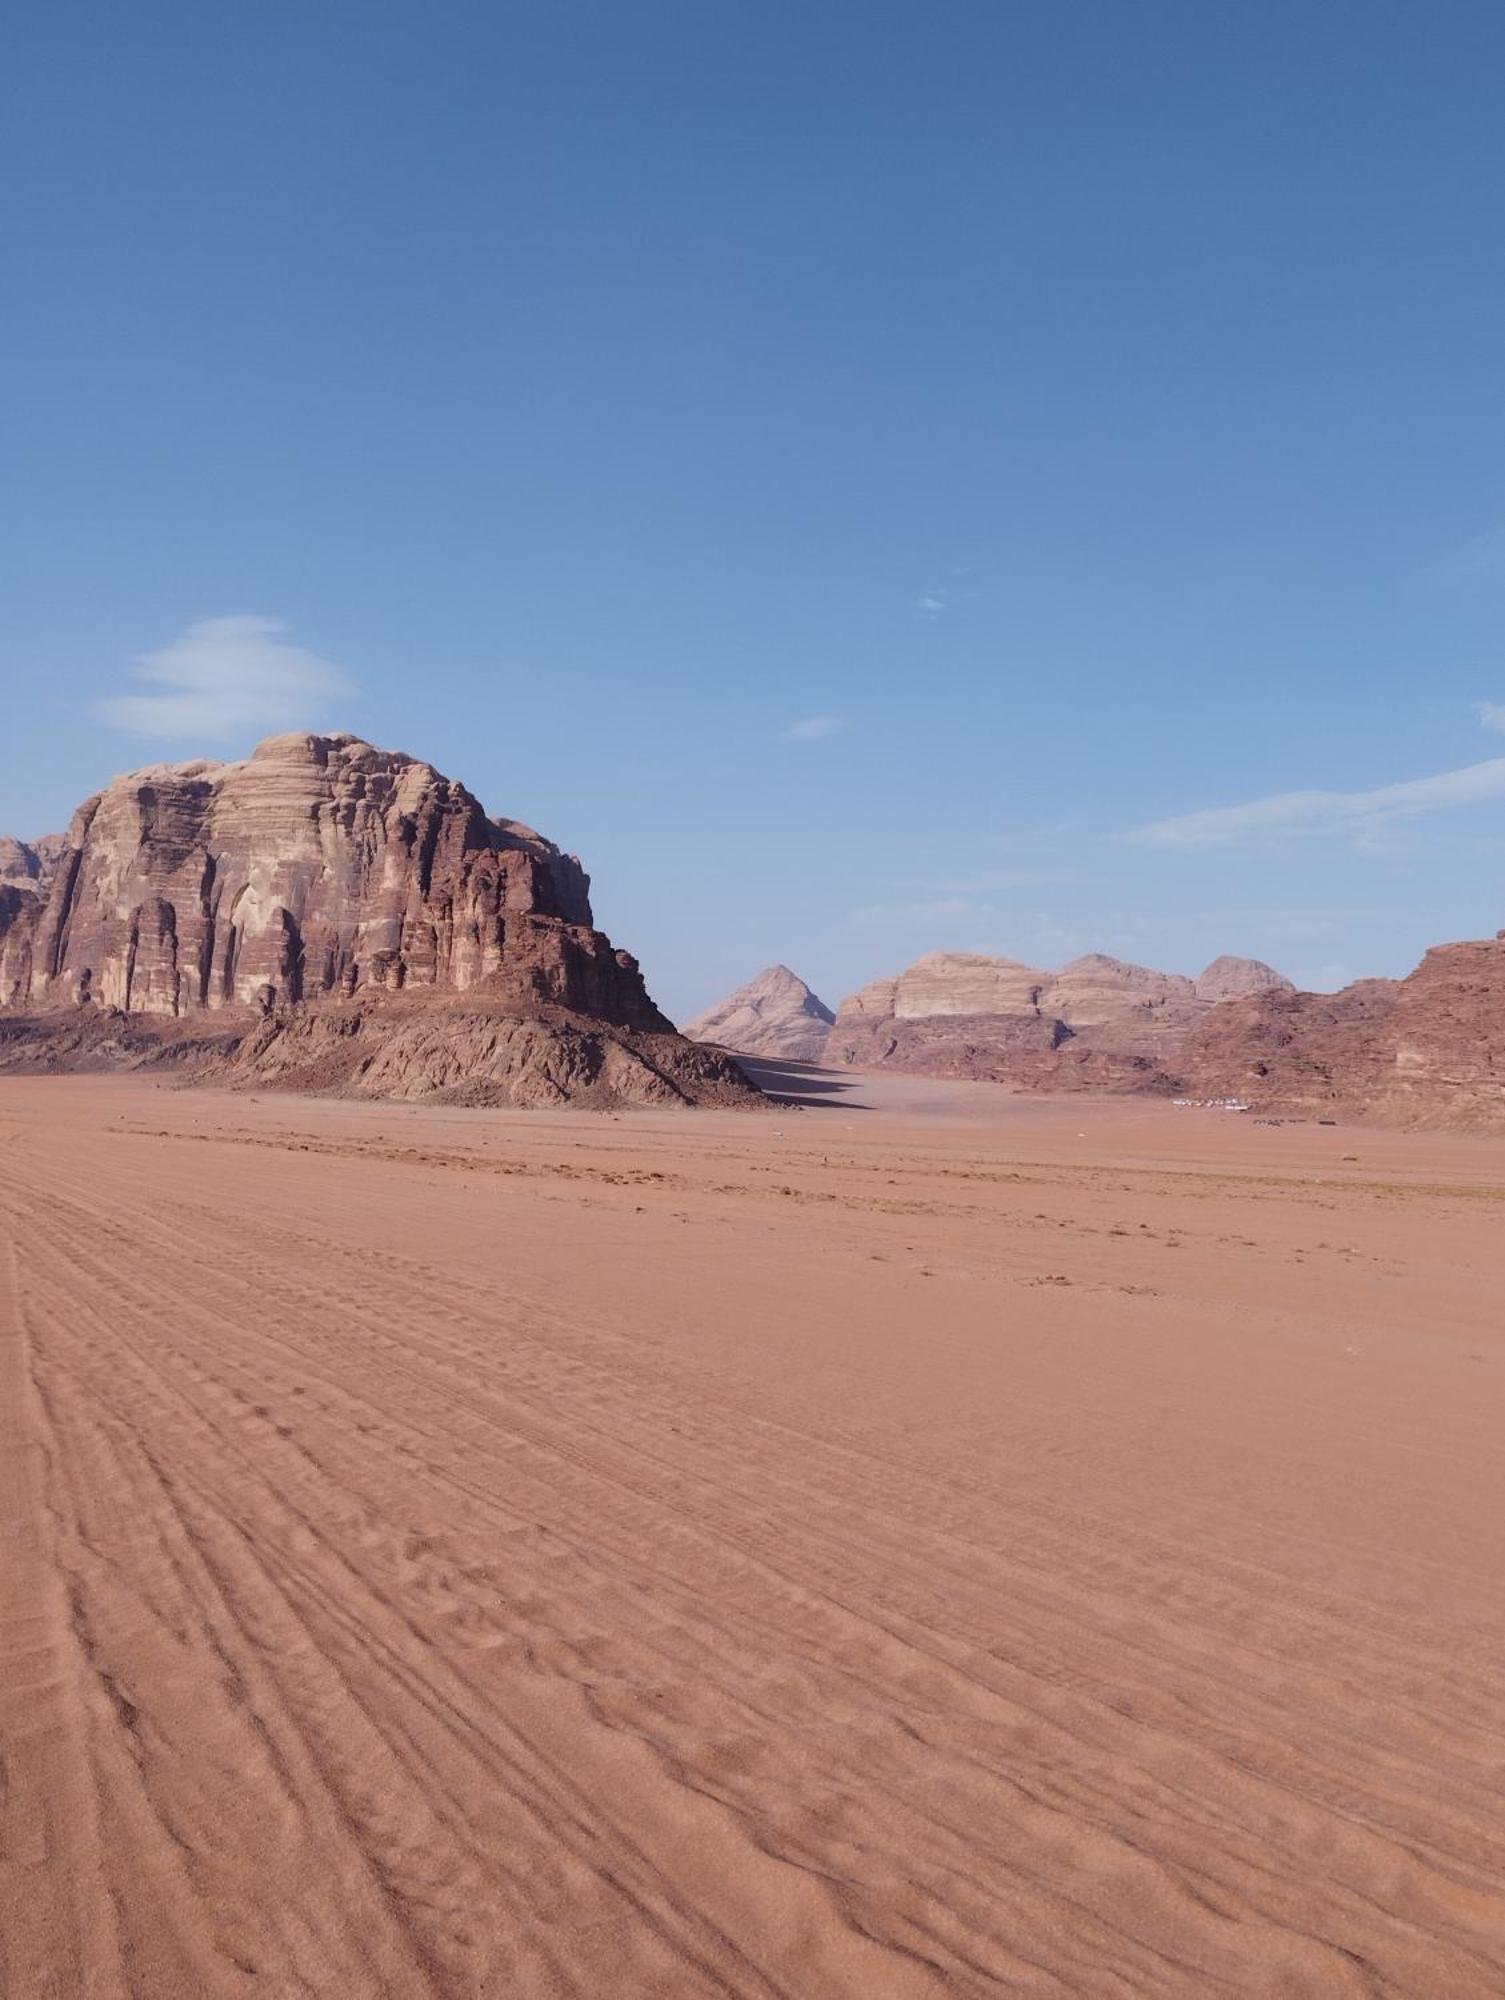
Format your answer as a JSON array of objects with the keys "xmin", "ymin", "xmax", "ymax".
[
  {"xmin": 1123, "ymin": 757, "xmax": 1505, "ymax": 850},
  {"xmin": 95, "ymin": 615, "xmax": 354, "ymax": 742},
  {"xmin": 780, "ymin": 713, "xmax": 847, "ymax": 742}
]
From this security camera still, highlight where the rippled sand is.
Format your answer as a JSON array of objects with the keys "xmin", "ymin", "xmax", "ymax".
[{"xmin": 3, "ymin": 1074, "xmax": 1503, "ymax": 1996}]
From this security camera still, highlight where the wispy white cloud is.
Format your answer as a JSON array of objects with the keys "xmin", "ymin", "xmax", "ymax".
[
  {"xmin": 1476, "ymin": 701, "xmax": 1505, "ymax": 734},
  {"xmin": 780, "ymin": 713, "xmax": 847, "ymax": 742},
  {"xmin": 916, "ymin": 566, "xmax": 977, "ymax": 622},
  {"xmin": 95, "ymin": 615, "xmax": 354, "ymax": 742},
  {"xmin": 1123, "ymin": 757, "xmax": 1505, "ymax": 851}
]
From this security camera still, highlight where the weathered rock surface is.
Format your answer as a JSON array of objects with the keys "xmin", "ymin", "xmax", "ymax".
[
  {"xmin": 1182, "ymin": 936, "xmax": 1505, "ymax": 1128},
  {"xmin": 682, "ymin": 965, "xmax": 835, "ymax": 1062},
  {"xmin": 826, "ymin": 949, "xmax": 1293, "ymax": 1092},
  {"xmin": 0, "ymin": 834, "xmax": 66, "ymax": 889},
  {"xmin": 1, "ymin": 731, "xmax": 603, "ymax": 1015},
  {"xmin": 833, "ymin": 950, "xmax": 1293, "ymax": 1052},
  {"xmin": 0, "ymin": 733, "xmax": 758, "ymax": 1108},
  {"xmin": 0, "ymin": 836, "xmax": 68, "ymax": 1009},
  {"xmin": 827, "ymin": 936, "xmax": 1505, "ymax": 1127},
  {"xmin": 1194, "ymin": 955, "xmax": 1297, "ymax": 1005}
]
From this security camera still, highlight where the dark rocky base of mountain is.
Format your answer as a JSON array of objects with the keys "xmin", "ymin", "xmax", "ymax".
[{"xmin": 0, "ymin": 992, "xmax": 759, "ymax": 1110}]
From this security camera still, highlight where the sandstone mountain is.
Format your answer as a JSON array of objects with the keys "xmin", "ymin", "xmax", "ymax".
[
  {"xmin": 1182, "ymin": 935, "xmax": 1505, "ymax": 1128},
  {"xmin": 826, "ymin": 939, "xmax": 1505, "ymax": 1126},
  {"xmin": 682, "ymin": 965, "xmax": 835, "ymax": 1062},
  {"xmin": 1193, "ymin": 954, "xmax": 1298, "ymax": 1004},
  {"xmin": 826, "ymin": 949, "xmax": 1294, "ymax": 1092},
  {"xmin": 0, "ymin": 732, "xmax": 756, "ymax": 1108}
]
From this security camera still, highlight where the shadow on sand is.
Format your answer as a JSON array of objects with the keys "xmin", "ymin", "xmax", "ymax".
[{"xmin": 732, "ymin": 1056, "xmax": 868, "ymax": 1110}]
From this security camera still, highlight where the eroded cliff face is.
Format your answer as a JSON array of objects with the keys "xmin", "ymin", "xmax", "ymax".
[
  {"xmin": 0, "ymin": 834, "xmax": 65, "ymax": 889},
  {"xmin": 0, "ymin": 836, "xmax": 68, "ymax": 1007},
  {"xmin": 0, "ymin": 732, "xmax": 626, "ymax": 1017},
  {"xmin": 0, "ymin": 732, "xmax": 758, "ymax": 1109},
  {"xmin": 825, "ymin": 950, "xmax": 1293, "ymax": 1089},
  {"xmin": 1183, "ymin": 936, "xmax": 1505, "ymax": 1127},
  {"xmin": 825, "ymin": 938, "xmax": 1505, "ymax": 1127}
]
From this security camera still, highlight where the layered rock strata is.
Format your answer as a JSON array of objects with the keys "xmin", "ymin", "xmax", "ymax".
[
  {"xmin": 827, "ymin": 938, "xmax": 1505, "ymax": 1126},
  {"xmin": 1182, "ymin": 936, "xmax": 1505, "ymax": 1128},
  {"xmin": 826, "ymin": 950, "xmax": 1294, "ymax": 1091},
  {"xmin": 0, "ymin": 732, "xmax": 756, "ymax": 1108}
]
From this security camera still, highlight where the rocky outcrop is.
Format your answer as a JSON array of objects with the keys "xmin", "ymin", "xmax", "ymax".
[
  {"xmin": 826, "ymin": 935, "xmax": 1505, "ymax": 1127},
  {"xmin": 224, "ymin": 997, "xmax": 755, "ymax": 1108},
  {"xmin": 883, "ymin": 953, "xmax": 1046, "ymax": 1022},
  {"xmin": 1042, "ymin": 953, "xmax": 1201, "ymax": 1029},
  {"xmin": 0, "ymin": 733, "xmax": 758, "ymax": 1108},
  {"xmin": 0, "ymin": 836, "xmax": 68, "ymax": 1009},
  {"xmin": 1, "ymin": 732, "xmax": 603, "ymax": 1016},
  {"xmin": 826, "ymin": 949, "xmax": 1292, "ymax": 1091},
  {"xmin": 1182, "ymin": 936, "xmax": 1505, "ymax": 1128},
  {"xmin": 0, "ymin": 834, "xmax": 65, "ymax": 890},
  {"xmin": 682, "ymin": 965, "xmax": 835, "ymax": 1062},
  {"xmin": 1194, "ymin": 955, "xmax": 1297, "ymax": 1005}
]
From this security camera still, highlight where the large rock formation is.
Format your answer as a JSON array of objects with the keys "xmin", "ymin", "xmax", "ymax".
[
  {"xmin": 0, "ymin": 836, "xmax": 68, "ymax": 1011},
  {"xmin": 682, "ymin": 965, "xmax": 835, "ymax": 1062},
  {"xmin": 1193, "ymin": 954, "xmax": 1297, "ymax": 1004},
  {"xmin": 826, "ymin": 950, "xmax": 1293, "ymax": 1091},
  {"xmin": 0, "ymin": 732, "xmax": 757, "ymax": 1108},
  {"xmin": 827, "ymin": 937, "xmax": 1505, "ymax": 1126},
  {"xmin": 1182, "ymin": 935, "xmax": 1505, "ymax": 1128}
]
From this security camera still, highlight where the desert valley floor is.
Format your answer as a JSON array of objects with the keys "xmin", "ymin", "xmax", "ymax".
[{"xmin": 2, "ymin": 1067, "xmax": 1504, "ymax": 1998}]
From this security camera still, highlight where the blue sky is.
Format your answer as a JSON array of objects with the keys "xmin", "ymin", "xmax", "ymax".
[{"xmin": 6, "ymin": 2, "xmax": 1505, "ymax": 1021}]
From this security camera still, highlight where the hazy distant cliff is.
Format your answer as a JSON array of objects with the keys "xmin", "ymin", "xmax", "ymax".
[
  {"xmin": 825, "ymin": 950, "xmax": 1292, "ymax": 1084},
  {"xmin": 825, "ymin": 941, "xmax": 1505, "ymax": 1127}
]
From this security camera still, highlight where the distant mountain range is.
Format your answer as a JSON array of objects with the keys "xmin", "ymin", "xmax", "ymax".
[
  {"xmin": 6, "ymin": 741, "xmax": 1505, "ymax": 1126},
  {"xmin": 687, "ymin": 941, "xmax": 1505, "ymax": 1128}
]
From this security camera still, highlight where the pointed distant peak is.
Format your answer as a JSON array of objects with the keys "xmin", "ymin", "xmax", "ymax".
[
  {"xmin": 691, "ymin": 964, "xmax": 834, "ymax": 1018},
  {"xmin": 749, "ymin": 963, "xmax": 819, "ymax": 995},
  {"xmin": 682, "ymin": 966, "xmax": 835, "ymax": 1059}
]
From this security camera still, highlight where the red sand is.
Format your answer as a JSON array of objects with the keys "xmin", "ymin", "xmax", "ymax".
[{"xmin": 3, "ymin": 1074, "xmax": 1503, "ymax": 1996}]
